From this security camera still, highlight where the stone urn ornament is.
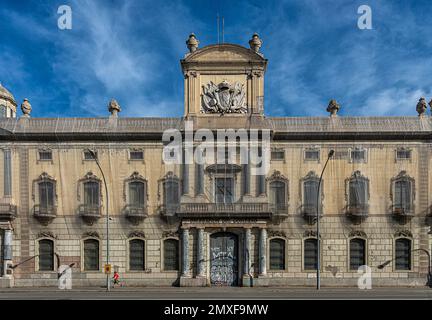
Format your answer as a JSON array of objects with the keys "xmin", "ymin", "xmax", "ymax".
[
  {"xmin": 327, "ymin": 99, "xmax": 340, "ymax": 116},
  {"xmin": 108, "ymin": 99, "xmax": 121, "ymax": 117},
  {"xmin": 21, "ymin": 98, "xmax": 32, "ymax": 117},
  {"xmin": 249, "ymin": 33, "xmax": 262, "ymax": 53},
  {"xmin": 416, "ymin": 97, "xmax": 427, "ymax": 116},
  {"xmin": 186, "ymin": 33, "xmax": 199, "ymax": 53}
]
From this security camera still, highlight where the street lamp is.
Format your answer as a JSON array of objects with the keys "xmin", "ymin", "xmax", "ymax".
[
  {"xmin": 316, "ymin": 149, "xmax": 334, "ymax": 290},
  {"xmin": 378, "ymin": 248, "xmax": 432, "ymax": 288},
  {"xmin": 87, "ymin": 149, "xmax": 110, "ymax": 292}
]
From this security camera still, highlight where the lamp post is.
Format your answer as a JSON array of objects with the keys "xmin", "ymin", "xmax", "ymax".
[
  {"xmin": 87, "ymin": 149, "xmax": 110, "ymax": 292},
  {"xmin": 316, "ymin": 149, "xmax": 334, "ymax": 290},
  {"xmin": 378, "ymin": 248, "xmax": 432, "ymax": 288}
]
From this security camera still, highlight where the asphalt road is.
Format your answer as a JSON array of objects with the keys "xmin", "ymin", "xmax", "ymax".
[{"xmin": 0, "ymin": 287, "xmax": 431, "ymax": 300}]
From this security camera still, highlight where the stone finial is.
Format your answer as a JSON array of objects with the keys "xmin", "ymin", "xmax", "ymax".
[
  {"xmin": 186, "ymin": 33, "xmax": 199, "ymax": 53},
  {"xmin": 429, "ymin": 98, "xmax": 432, "ymax": 111},
  {"xmin": 249, "ymin": 33, "xmax": 262, "ymax": 53},
  {"xmin": 326, "ymin": 99, "xmax": 340, "ymax": 116},
  {"xmin": 108, "ymin": 99, "xmax": 121, "ymax": 117},
  {"xmin": 21, "ymin": 98, "xmax": 32, "ymax": 117},
  {"xmin": 416, "ymin": 97, "xmax": 427, "ymax": 116}
]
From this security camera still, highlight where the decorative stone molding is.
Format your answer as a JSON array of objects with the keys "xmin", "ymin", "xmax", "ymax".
[
  {"xmin": 82, "ymin": 231, "xmax": 100, "ymax": 239},
  {"xmin": 186, "ymin": 33, "xmax": 199, "ymax": 53},
  {"xmin": 348, "ymin": 230, "xmax": 367, "ymax": 238},
  {"xmin": 123, "ymin": 171, "xmax": 148, "ymax": 202},
  {"xmin": 345, "ymin": 171, "xmax": 370, "ymax": 202},
  {"xmin": 77, "ymin": 172, "xmax": 102, "ymax": 202},
  {"xmin": 266, "ymin": 170, "xmax": 288, "ymax": 183},
  {"xmin": 390, "ymin": 171, "xmax": 415, "ymax": 201},
  {"xmin": 162, "ymin": 231, "xmax": 179, "ymax": 238},
  {"xmin": 394, "ymin": 230, "xmax": 413, "ymax": 238},
  {"xmin": 32, "ymin": 172, "xmax": 57, "ymax": 202},
  {"xmin": 37, "ymin": 231, "xmax": 57, "ymax": 239},
  {"xmin": 268, "ymin": 230, "xmax": 286, "ymax": 238},
  {"xmin": 157, "ymin": 171, "xmax": 180, "ymax": 201},
  {"xmin": 303, "ymin": 230, "xmax": 318, "ymax": 238},
  {"xmin": 416, "ymin": 97, "xmax": 427, "ymax": 116},
  {"xmin": 201, "ymin": 80, "xmax": 247, "ymax": 114},
  {"xmin": 128, "ymin": 231, "xmax": 146, "ymax": 239},
  {"xmin": 327, "ymin": 99, "xmax": 340, "ymax": 116},
  {"xmin": 21, "ymin": 98, "xmax": 31, "ymax": 117},
  {"xmin": 249, "ymin": 33, "xmax": 262, "ymax": 53}
]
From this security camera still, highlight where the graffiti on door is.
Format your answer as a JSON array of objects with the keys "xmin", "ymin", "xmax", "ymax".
[{"xmin": 210, "ymin": 233, "xmax": 238, "ymax": 286}]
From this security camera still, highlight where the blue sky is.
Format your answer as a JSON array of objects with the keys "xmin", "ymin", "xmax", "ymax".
[{"xmin": 0, "ymin": 0, "xmax": 431, "ymax": 118}]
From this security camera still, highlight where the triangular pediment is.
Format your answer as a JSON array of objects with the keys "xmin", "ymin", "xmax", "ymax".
[{"xmin": 183, "ymin": 44, "xmax": 266, "ymax": 63}]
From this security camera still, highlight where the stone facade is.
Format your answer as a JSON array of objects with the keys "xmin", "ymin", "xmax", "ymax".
[{"xmin": 0, "ymin": 34, "xmax": 431, "ymax": 288}]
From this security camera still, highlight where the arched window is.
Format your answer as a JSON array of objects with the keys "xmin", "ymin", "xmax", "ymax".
[
  {"xmin": 39, "ymin": 181, "xmax": 54, "ymax": 210},
  {"xmin": 39, "ymin": 239, "xmax": 54, "ymax": 271},
  {"xmin": 163, "ymin": 239, "xmax": 179, "ymax": 271},
  {"xmin": 84, "ymin": 239, "xmax": 99, "ymax": 271},
  {"xmin": 304, "ymin": 238, "xmax": 318, "ymax": 270},
  {"xmin": 392, "ymin": 172, "xmax": 414, "ymax": 214},
  {"xmin": 129, "ymin": 181, "xmax": 145, "ymax": 208},
  {"xmin": 395, "ymin": 238, "xmax": 411, "ymax": 270},
  {"xmin": 350, "ymin": 238, "xmax": 366, "ymax": 270},
  {"xmin": 269, "ymin": 239, "xmax": 285, "ymax": 270},
  {"xmin": 129, "ymin": 239, "xmax": 145, "ymax": 271},
  {"xmin": 84, "ymin": 181, "xmax": 100, "ymax": 207},
  {"xmin": 269, "ymin": 181, "xmax": 286, "ymax": 210},
  {"xmin": 0, "ymin": 105, "xmax": 6, "ymax": 118}
]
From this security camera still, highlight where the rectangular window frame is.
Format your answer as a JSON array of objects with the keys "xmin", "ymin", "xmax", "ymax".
[
  {"xmin": 304, "ymin": 148, "xmax": 320, "ymax": 162},
  {"xmin": 37, "ymin": 149, "xmax": 53, "ymax": 163},
  {"xmin": 349, "ymin": 147, "xmax": 368, "ymax": 163},
  {"xmin": 129, "ymin": 149, "xmax": 145, "ymax": 162},
  {"xmin": 395, "ymin": 148, "xmax": 412, "ymax": 162},
  {"xmin": 83, "ymin": 150, "xmax": 98, "ymax": 161},
  {"xmin": 394, "ymin": 238, "xmax": 413, "ymax": 272},
  {"xmin": 270, "ymin": 149, "xmax": 285, "ymax": 162},
  {"xmin": 128, "ymin": 239, "xmax": 146, "ymax": 272}
]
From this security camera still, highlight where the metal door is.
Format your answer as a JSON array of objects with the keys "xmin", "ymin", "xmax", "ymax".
[{"xmin": 210, "ymin": 232, "xmax": 238, "ymax": 286}]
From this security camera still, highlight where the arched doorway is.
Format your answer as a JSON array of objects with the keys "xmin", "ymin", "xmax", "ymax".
[{"xmin": 210, "ymin": 232, "xmax": 238, "ymax": 286}]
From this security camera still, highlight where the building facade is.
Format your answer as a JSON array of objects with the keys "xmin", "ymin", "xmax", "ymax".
[{"xmin": 0, "ymin": 34, "xmax": 431, "ymax": 288}]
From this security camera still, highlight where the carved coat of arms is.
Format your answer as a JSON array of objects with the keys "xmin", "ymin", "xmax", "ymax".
[{"xmin": 201, "ymin": 80, "xmax": 247, "ymax": 114}]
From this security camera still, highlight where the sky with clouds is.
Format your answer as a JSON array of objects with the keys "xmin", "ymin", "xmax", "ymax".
[{"xmin": 0, "ymin": 0, "xmax": 431, "ymax": 118}]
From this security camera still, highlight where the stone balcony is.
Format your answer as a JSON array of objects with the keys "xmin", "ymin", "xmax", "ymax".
[
  {"xmin": 346, "ymin": 204, "xmax": 369, "ymax": 224},
  {"xmin": 0, "ymin": 203, "xmax": 17, "ymax": 221},
  {"xmin": 33, "ymin": 205, "xmax": 57, "ymax": 225},
  {"xmin": 301, "ymin": 204, "xmax": 322, "ymax": 225},
  {"xmin": 177, "ymin": 202, "xmax": 272, "ymax": 219},
  {"xmin": 392, "ymin": 205, "xmax": 414, "ymax": 224},
  {"xmin": 123, "ymin": 205, "xmax": 148, "ymax": 225},
  {"xmin": 78, "ymin": 204, "xmax": 102, "ymax": 225}
]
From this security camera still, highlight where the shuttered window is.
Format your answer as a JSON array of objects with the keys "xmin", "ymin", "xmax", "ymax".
[
  {"xmin": 39, "ymin": 181, "xmax": 54, "ymax": 209},
  {"xmin": 39, "ymin": 239, "xmax": 54, "ymax": 271},
  {"xmin": 394, "ymin": 180, "xmax": 411, "ymax": 211},
  {"xmin": 269, "ymin": 181, "xmax": 286, "ymax": 210},
  {"xmin": 84, "ymin": 181, "xmax": 100, "ymax": 206},
  {"xmin": 129, "ymin": 239, "xmax": 145, "ymax": 271},
  {"xmin": 304, "ymin": 239, "xmax": 318, "ymax": 270},
  {"xmin": 164, "ymin": 180, "xmax": 180, "ymax": 209},
  {"xmin": 304, "ymin": 179, "xmax": 319, "ymax": 207},
  {"xmin": 395, "ymin": 238, "xmax": 411, "ymax": 270},
  {"xmin": 0, "ymin": 105, "xmax": 6, "ymax": 118},
  {"xmin": 350, "ymin": 238, "xmax": 366, "ymax": 270},
  {"xmin": 349, "ymin": 179, "xmax": 367, "ymax": 207},
  {"xmin": 305, "ymin": 150, "xmax": 319, "ymax": 160},
  {"xmin": 39, "ymin": 151, "xmax": 52, "ymax": 160},
  {"xmin": 270, "ymin": 239, "xmax": 285, "ymax": 270},
  {"xmin": 129, "ymin": 181, "xmax": 145, "ymax": 207},
  {"xmin": 84, "ymin": 239, "xmax": 99, "ymax": 271},
  {"xmin": 164, "ymin": 239, "xmax": 179, "ymax": 271}
]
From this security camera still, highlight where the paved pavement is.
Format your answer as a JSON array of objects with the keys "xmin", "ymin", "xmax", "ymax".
[{"xmin": 0, "ymin": 286, "xmax": 431, "ymax": 299}]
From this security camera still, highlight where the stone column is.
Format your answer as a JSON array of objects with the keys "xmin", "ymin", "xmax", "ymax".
[
  {"xmin": 195, "ymin": 163, "xmax": 204, "ymax": 195},
  {"xmin": 181, "ymin": 228, "xmax": 190, "ymax": 277},
  {"xmin": 259, "ymin": 228, "xmax": 267, "ymax": 276},
  {"xmin": 196, "ymin": 228, "xmax": 205, "ymax": 277},
  {"xmin": 4, "ymin": 149, "xmax": 12, "ymax": 196},
  {"xmin": 3, "ymin": 229, "xmax": 12, "ymax": 277},
  {"xmin": 242, "ymin": 228, "xmax": 251, "ymax": 286}
]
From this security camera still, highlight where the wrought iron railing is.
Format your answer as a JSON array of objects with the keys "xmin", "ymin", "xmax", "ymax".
[
  {"xmin": 78, "ymin": 204, "xmax": 102, "ymax": 217},
  {"xmin": 177, "ymin": 202, "xmax": 272, "ymax": 219},
  {"xmin": 34, "ymin": 205, "xmax": 57, "ymax": 217},
  {"xmin": 391, "ymin": 205, "xmax": 414, "ymax": 217}
]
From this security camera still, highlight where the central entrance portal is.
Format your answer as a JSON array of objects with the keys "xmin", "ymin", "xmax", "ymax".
[{"xmin": 210, "ymin": 232, "xmax": 238, "ymax": 286}]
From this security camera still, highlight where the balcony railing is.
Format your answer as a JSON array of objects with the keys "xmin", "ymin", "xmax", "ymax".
[
  {"xmin": 33, "ymin": 205, "xmax": 57, "ymax": 225},
  {"xmin": 392, "ymin": 205, "xmax": 414, "ymax": 217},
  {"xmin": 177, "ymin": 202, "xmax": 272, "ymax": 219},
  {"xmin": 124, "ymin": 204, "xmax": 148, "ymax": 225},
  {"xmin": 301, "ymin": 204, "xmax": 322, "ymax": 223},
  {"xmin": 78, "ymin": 204, "xmax": 102, "ymax": 225},
  {"xmin": 0, "ymin": 204, "xmax": 17, "ymax": 221},
  {"xmin": 346, "ymin": 204, "xmax": 369, "ymax": 224}
]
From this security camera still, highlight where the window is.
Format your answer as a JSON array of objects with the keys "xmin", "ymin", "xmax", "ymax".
[
  {"xmin": 269, "ymin": 181, "xmax": 286, "ymax": 210},
  {"xmin": 271, "ymin": 150, "xmax": 285, "ymax": 161},
  {"xmin": 215, "ymin": 177, "xmax": 234, "ymax": 204},
  {"xmin": 163, "ymin": 239, "xmax": 179, "ymax": 271},
  {"xmin": 129, "ymin": 239, "xmax": 145, "ymax": 271},
  {"xmin": 39, "ymin": 181, "xmax": 54, "ymax": 209},
  {"xmin": 163, "ymin": 179, "xmax": 180, "ymax": 211},
  {"xmin": 305, "ymin": 150, "xmax": 320, "ymax": 161},
  {"xmin": 270, "ymin": 239, "xmax": 285, "ymax": 270},
  {"xmin": 395, "ymin": 238, "xmax": 411, "ymax": 270},
  {"xmin": 351, "ymin": 149, "xmax": 366, "ymax": 162},
  {"xmin": 84, "ymin": 181, "xmax": 100, "ymax": 206},
  {"xmin": 130, "ymin": 150, "xmax": 144, "ymax": 160},
  {"xmin": 396, "ymin": 149, "xmax": 411, "ymax": 160},
  {"xmin": 349, "ymin": 177, "xmax": 367, "ymax": 208},
  {"xmin": 304, "ymin": 239, "xmax": 318, "ymax": 270},
  {"xmin": 129, "ymin": 181, "xmax": 145, "ymax": 208},
  {"xmin": 84, "ymin": 150, "xmax": 97, "ymax": 160},
  {"xmin": 39, "ymin": 239, "xmax": 54, "ymax": 271},
  {"xmin": 350, "ymin": 238, "xmax": 366, "ymax": 270},
  {"xmin": 84, "ymin": 239, "xmax": 99, "ymax": 271},
  {"xmin": 394, "ymin": 179, "xmax": 412, "ymax": 211},
  {"xmin": 39, "ymin": 150, "xmax": 52, "ymax": 161},
  {"xmin": 303, "ymin": 179, "xmax": 319, "ymax": 209},
  {"xmin": 0, "ymin": 105, "xmax": 6, "ymax": 118}
]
